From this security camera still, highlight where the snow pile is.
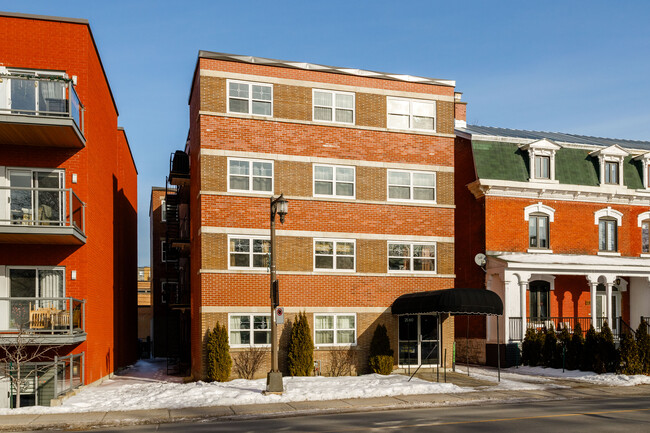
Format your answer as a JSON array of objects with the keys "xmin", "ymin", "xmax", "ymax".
[
  {"xmin": 454, "ymin": 366, "xmax": 565, "ymax": 391},
  {"xmin": 507, "ymin": 365, "xmax": 650, "ymax": 386}
]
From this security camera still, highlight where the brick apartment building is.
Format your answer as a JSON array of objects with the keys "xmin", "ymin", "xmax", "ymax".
[
  {"xmin": 137, "ymin": 266, "xmax": 152, "ymax": 355},
  {"xmin": 0, "ymin": 12, "xmax": 138, "ymax": 406},
  {"xmin": 158, "ymin": 52, "xmax": 464, "ymax": 379},
  {"xmin": 455, "ymin": 124, "xmax": 650, "ymax": 365}
]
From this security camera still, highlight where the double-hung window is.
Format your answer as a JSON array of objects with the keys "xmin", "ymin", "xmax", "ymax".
[
  {"xmin": 228, "ymin": 158, "xmax": 273, "ymax": 193},
  {"xmin": 313, "ymin": 164, "xmax": 355, "ymax": 198},
  {"xmin": 387, "ymin": 170, "xmax": 436, "ymax": 202},
  {"xmin": 229, "ymin": 236, "xmax": 270, "ymax": 269},
  {"xmin": 313, "ymin": 90, "xmax": 354, "ymax": 124},
  {"xmin": 599, "ymin": 218, "xmax": 618, "ymax": 252},
  {"xmin": 228, "ymin": 80, "xmax": 272, "ymax": 116},
  {"xmin": 314, "ymin": 239, "xmax": 355, "ymax": 271},
  {"xmin": 388, "ymin": 242, "xmax": 436, "ymax": 272},
  {"xmin": 229, "ymin": 314, "xmax": 271, "ymax": 346},
  {"xmin": 160, "ymin": 199, "xmax": 166, "ymax": 222},
  {"xmin": 604, "ymin": 161, "xmax": 619, "ymax": 185},
  {"xmin": 387, "ymin": 97, "xmax": 436, "ymax": 131},
  {"xmin": 314, "ymin": 314, "xmax": 356, "ymax": 346},
  {"xmin": 535, "ymin": 156, "xmax": 550, "ymax": 180},
  {"xmin": 643, "ymin": 220, "xmax": 650, "ymax": 253},
  {"xmin": 529, "ymin": 214, "xmax": 549, "ymax": 249}
]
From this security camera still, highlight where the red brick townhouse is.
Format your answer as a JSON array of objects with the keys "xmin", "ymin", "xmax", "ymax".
[
  {"xmin": 455, "ymin": 124, "xmax": 650, "ymax": 365},
  {"xmin": 162, "ymin": 52, "xmax": 463, "ymax": 379},
  {"xmin": 0, "ymin": 12, "xmax": 138, "ymax": 406}
]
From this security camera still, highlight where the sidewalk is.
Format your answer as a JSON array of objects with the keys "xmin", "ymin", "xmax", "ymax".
[{"xmin": 1, "ymin": 381, "xmax": 649, "ymax": 431}]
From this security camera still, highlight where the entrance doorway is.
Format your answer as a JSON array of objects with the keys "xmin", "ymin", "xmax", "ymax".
[
  {"xmin": 398, "ymin": 314, "xmax": 439, "ymax": 366},
  {"xmin": 596, "ymin": 285, "xmax": 621, "ymax": 332}
]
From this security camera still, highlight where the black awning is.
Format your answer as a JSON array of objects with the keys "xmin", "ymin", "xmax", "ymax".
[{"xmin": 392, "ymin": 288, "xmax": 503, "ymax": 316}]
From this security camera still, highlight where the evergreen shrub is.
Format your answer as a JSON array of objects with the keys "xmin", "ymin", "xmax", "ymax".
[
  {"xmin": 287, "ymin": 311, "xmax": 314, "ymax": 376},
  {"xmin": 542, "ymin": 325, "xmax": 557, "ymax": 368},
  {"xmin": 206, "ymin": 322, "xmax": 232, "ymax": 382},
  {"xmin": 582, "ymin": 325, "xmax": 598, "ymax": 372},
  {"xmin": 567, "ymin": 321, "xmax": 584, "ymax": 370},
  {"xmin": 618, "ymin": 329, "xmax": 641, "ymax": 375},
  {"xmin": 636, "ymin": 319, "xmax": 650, "ymax": 374},
  {"xmin": 368, "ymin": 324, "xmax": 394, "ymax": 374},
  {"xmin": 598, "ymin": 321, "xmax": 617, "ymax": 373}
]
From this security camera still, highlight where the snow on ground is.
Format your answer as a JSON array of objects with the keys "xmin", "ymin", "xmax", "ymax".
[
  {"xmin": 454, "ymin": 365, "xmax": 566, "ymax": 391},
  {"xmin": 504, "ymin": 365, "xmax": 650, "ymax": 387}
]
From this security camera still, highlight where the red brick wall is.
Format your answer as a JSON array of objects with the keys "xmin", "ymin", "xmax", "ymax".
[{"xmin": 0, "ymin": 15, "xmax": 138, "ymax": 384}]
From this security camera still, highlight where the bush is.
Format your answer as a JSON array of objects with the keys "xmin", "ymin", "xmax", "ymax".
[
  {"xmin": 542, "ymin": 325, "xmax": 557, "ymax": 368},
  {"xmin": 598, "ymin": 321, "xmax": 617, "ymax": 373},
  {"xmin": 582, "ymin": 325, "xmax": 598, "ymax": 372},
  {"xmin": 206, "ymin": 322, "xmax": 232, "ymax": 382},
  {"xmin": 233, "ymin": 345, "xmax": 267, "ymax": 380},
  {"xmin": 522, "ymin": 327, "xmax": 542, "ymax": 366},
  {"xmin": 369, "ymin": 355, "xmax": 394, "ymax": 375},
  {"xmin": 567, "ymin": 321, "xmax": 584, "ymax": 370},
  {"xmin": 618, "ymin": 329, "xmax": 641, "ymax": 375},
  {"xmin": 636, "ymin": 319, "xmax": 650, "ymax": 374},
  {"xmin": 556, "ymin": 325, "xmax": 571, "ymax": 369},
  {"xmin": 287, "ymin": 311, "xmax": 314, "ymax": 376},
  {"xmin": 328, "ymin": 349, "xmax": 356, "ymax": 377}
]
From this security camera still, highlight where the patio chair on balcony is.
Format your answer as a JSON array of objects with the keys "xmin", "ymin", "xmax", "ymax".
[{"xmin": 29, "ymin": 305, "xmax": 50, "ymax": 329}]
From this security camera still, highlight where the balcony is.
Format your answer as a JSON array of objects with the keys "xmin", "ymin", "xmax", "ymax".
[
  {"xmin": 0, "ymin": 186, "xmax": 86, "ymax": 244},
  {"xmin": 0, "ymin": 74, "xmax": 85, "ymax": 148},
  {"xmin": 168, "ymin": 151, "xmax": 190, "ymax": 186},
  {"xmin": 0, "ymin": 297, "xmax": 86, "ymax": 345},
  {"xmin": 509, "ymin": 316, "xmax": 626, "ymax": 341}
]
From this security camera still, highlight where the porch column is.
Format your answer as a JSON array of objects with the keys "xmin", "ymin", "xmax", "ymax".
[
  {"xmin": 606, "ymin": 281, "xmax": 613, "ymax": 328},
  {"xmin": 519, "ymin": 280, "xmax": 528, "ymax": 339},
  {"xmin": 589, "ymin": 281, "xmax": 598, "ymax": 329}
]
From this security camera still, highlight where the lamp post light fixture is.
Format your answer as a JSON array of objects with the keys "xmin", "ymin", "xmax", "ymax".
[{"xmin": 266, "ymin": 194, "xmax": 288, "ymax": 394}]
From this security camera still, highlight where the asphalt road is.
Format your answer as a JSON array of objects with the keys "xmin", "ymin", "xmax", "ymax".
[{"xmin": 76, "ymin": 395, "xmax": 650, "ymax": 433}]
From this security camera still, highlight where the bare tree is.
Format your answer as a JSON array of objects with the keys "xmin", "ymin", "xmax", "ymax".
[
  {"xmin": 0, "ymin": 324, "xmax": 62, "ymax": 408},
  {"xmin": 232, "ymin": 345, "xmax": 268, "ymax": 380},
  {"xmin": 327, "ymin": 349, "xmax": 356, "ymax": 377}
]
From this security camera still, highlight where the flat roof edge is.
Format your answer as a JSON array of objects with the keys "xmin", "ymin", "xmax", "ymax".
[{"xmin": 0, "ymin": 10, "xmax": 88, "ymax": 25}]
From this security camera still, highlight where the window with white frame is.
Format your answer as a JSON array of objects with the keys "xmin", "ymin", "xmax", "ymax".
[
  {"xmin": 313, "ymin": 164, "xmax": 355, "ymax": 198},
  {"xmin": 604, "ymin": 161, "xmax": 619, "ymax": 185},
  {"xmin": 387, "ymin": 170, "xmax": 436, "ymax": 202},
  {"xmin": 161, "ymin": 241, "xmax": 177, "ymax": 262},
  {"xmin": 643, "ymin": 220, "xmax": 649, "ymax": 253},
  {"xmin": 590, "ymin": 145, "xmax": 628, "ymax": 187},
  {"xmin": 161, "ymin": 199, "xmax": 166, "ymax": 222},
  {"xmin": 599, "ymin": 218, "xmax": 618, "ymax": 252},
  {"xmin": 313, "ymin": 89, "xmax": 354, "ymax": 124},
  {"xmin": 388, "ymin": 242, "xmax": 436, "ymax": 272},
  {"xmin": 314, "ymin": 314, "xmax": 356, "ymax": 345},
  {"xmin": 228, "ymin": 159, "xmax": 273, "ymax": 193},
  {"xmin": 227, "ymin": 80, "xmax": 272, "ymax": 116},
  {"xmin": 229, "ymin": 314, "xmax": 271, "ymax": 346},
  {"xmin": 229, "ymin": 236, "xmax": 270, "ymax": 269},
  {"xmin": 529, "ymin": 214, "xmax": 549, "ymax": 249},
  {"xmin": 314, "ymin": 239, "xmax": 355, "ymax": 271},
  {"xmin": 387, "ymin": 97, "xmax": 436, "ymax": 131},
  {"xmin": 161, "ymin": 281, "xmax": 177, "ymax": 304},
  {"xmin": 535, "ymin": 156, "xmax": 550, "ymax": 179},
  {"xmin": 520, "ymin": 139, "xmax": 561, "ymax": 182},
  {"xmin": 8, "ymin": 267, "xmax": 65, "ymax": 329}
]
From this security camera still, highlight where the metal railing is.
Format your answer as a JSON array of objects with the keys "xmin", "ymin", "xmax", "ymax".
[
  {"xmin": 0, "ymin": 186, "xmax": 85, "ymax": 235},
  {"xmin": 0, "ymin": 74, "xmax": 84, "ymax": 134},
  {"xmin": 0, "ymin": 297, "xmax": 85, "ymax": 335},
  {"xmin": 509, "ymin": 316, "xmax": 622, "ymax": 341},
  {"xmin": 54, "ymin": 352, "xmax": 84, "ymax": 397}
]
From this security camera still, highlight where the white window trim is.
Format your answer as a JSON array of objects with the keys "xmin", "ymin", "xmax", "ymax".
[
  {"xmin": 524, "ymin": 202, "xmax": 555, "ymax": 222},
  {"xmin": 633, "ymin": 153, "xmax": 650, "ymax": 189},
  {"xmin": 520, "ymin": 139, "xmax": 561, "ymax": 182},
  {"xmin": 227, "ymin": 158, "xmax": 274, "ymax": 195},
  {"xmin": 313, "ymin": 239, "xmax": 356, "ymax": 272},
  {"xmin": 226, "ymin": 79, "xmax": 273, "ymax": 117},
  {"xmin": 228, "ymin": 313, "xmax": 272, "ymax": 348},
  {"xmin": 387, "ymin": 241, "xmax": 437, "ymax": 274},
  {"xmin": 161, "ymin": 240, "xmax": 177, "ymax": 263},
  {"xmin": 227, "ymin": 235, "xmax": 271, "ymax": 271},
  {"xmin": 637, "ymin": 211, "xmax": 650, "ymax": 227},
  {"xmin": 160, "ymin": 281, "xmax": 177, "ymax": 304},
  {"xmin": 312, "ymin": 89, "xmax": 355, "ymax": 125},
  {"xmin": 314, "ymin": 313, "xmax": 357, "ymax": 347},
  {"xmin": 594, "ymin": 207, "xmax": 623, "ymax": 226},
  {"xmin": 387, "ymin": 169, "xmax": 437, "ymax": 204},
  {"xmin": 312, "ymin": 164, "xmax": 356, "ymax": 199},
  {"xmin": 386, "ymin": 97, "xmax": 436, "ymax": 132},
  {"xmin": 160, "ymin": 198, "xmax": 166, "ymax": 222},
  {"xmin": 590, "ymin": 145, "xmax": 628, "ymax": 187}
]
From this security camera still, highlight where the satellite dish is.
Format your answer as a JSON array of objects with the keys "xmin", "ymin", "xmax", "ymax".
[{"xmin": 474, "ymin": 253, "xmax": 487, "ymax": 267}]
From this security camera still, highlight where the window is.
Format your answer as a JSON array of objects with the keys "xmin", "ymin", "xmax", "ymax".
[
  {"xmin": 6, "ymin": 169, "xmax": 64, "ymax": 226},
  {"xmin": 387, "ymin": 170, "xmax": 436, "ymax": 202},
  {"xmin": 161, "ymin": 281, "xmax": 177, "ymax": 304},
  {"xmin": 529, "ymin": 214, "xmax": 549, "ymax": 249},
  {"xmin": 161, "ymin": 241, "xmax": 177, "ymax": 262},
  {"xmin": 529, "ymin": 280, "xmax": 550, "ymax": 320},
  {"xmin": 229, "ymin": 236, "xmax": 270, "ymax": 269},
  {"xmin": 388, "ymin": 242, "xmax": 436, "ymax": 272},
  {"xmin": 314, "ymin": 239, "xmax": 355, "ymax": 271},
  {"xmin": 8, "ymin": 267, "xmax": 65, "ymax": 329},
  {"xmin": 599, "ymin": 218, "xmax": 618, "ymax": 252},
  {"xmin": 643, "ymin": 221, "xmax": 649, "ymax": 253},
  {"xmin": 161, "ymin": 199, "xmax": 166, "ymax": 222},
  {"xmin": 604, "ymin": 161, "xmax": 619, "ymax": 185},
  {"xmin": 313, "ymin": 90, "xmax": 354, "ymax": 124},
  {"xmin": 314, "ymin": 314, "xmax": 356, "ymax": 346},
  {"xmin": 313, "ymin": 165, "xmax": 355, "ymax": 198},
  {"xmin": 229, "ymin": 314, "xmax": 271, "ymax": 346},
  {"xmin": 387, "ymin": 97, "xmax": 436, "ymax": 131},
  {"xmin": 227, "ymin": 80, "xmax": 272, "ymax": 116},
  {"xmin": 535, "ymin": 156, "xmax": 550, "ymax": 180},
  {"xmin": 228, "ymin": 158, "xmax": 273, "ymax": 193}
]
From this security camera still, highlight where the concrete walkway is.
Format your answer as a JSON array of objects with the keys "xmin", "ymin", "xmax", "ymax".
[{"xmin": 1, "ymin": 383, "xmax": 649, "ymax": 431}]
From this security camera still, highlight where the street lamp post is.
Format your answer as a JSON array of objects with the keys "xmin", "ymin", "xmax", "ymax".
[{"xmin": 266, "ymin": 194, "xmax": 287, "ymax": 394}]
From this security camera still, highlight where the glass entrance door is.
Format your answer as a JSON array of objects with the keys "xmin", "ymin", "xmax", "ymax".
[
  {"xmin": 398, "ymin": 314, "xmax": 439, "ymax": 366},
  {"xmin": 7, "ymin": 170, "xmax": 63, "ymax": 226}
]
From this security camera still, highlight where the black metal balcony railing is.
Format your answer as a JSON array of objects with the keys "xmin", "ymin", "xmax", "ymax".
[
  {"xmin": 509, "ymin": 316, "xmax": 624, "ymax": 341},
  {"xmin": 0, "ymin": 186, "xmax": 85, "ymax": 235},
  {"xmin": 0, "ymin": 74, "xmax": 84, "ymax": 133},
  {"xmin": 0, "ymin": 297, "xmax": 85, "ymax": 335}
]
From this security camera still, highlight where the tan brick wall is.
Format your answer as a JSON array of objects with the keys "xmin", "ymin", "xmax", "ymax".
[
  {"xmin": 437, "ymin": 242, "xmax": 454, "ymax": 275},
  {"xmin": 357, "ymin": 239, "xmax": 386, "ymax": 273},
  {"xmin": 201, "ymin": 76, "xmax": 226, "ymax": 113},
  {"xmin": 437, "ymin": 101, "xmax": 454, "ymax": 135},
  {"xmin": 356, "ymin": 166, "xmax": 386, "ymax": 201},
  {"xmin": 201, "ymin": 155, "xmax": 227, "ymax": 192},
  {"xmin": 454, "ymin": 338, "xmax": 486, "ymax": 365},
  {"xmin": 275, "ymin": 161, "xmax": 311, "ymax": 196},
  {"xmin": 356, "ymin": 93, "xmax": 386, "ymax": 128},
  {"xmin": 277, "ymin": 236, "xmax": 312, "ymax": 271},
  {"xmin": 437, "ymin": 172, "xmax": 454, "ymax": 206},
  {"xmin": 274, "ymin": 84, "xmax": 312, "ymax": 121},
  {"xmin": 201, "ymin": 233, "xmax": 228, "ymax": 269}
]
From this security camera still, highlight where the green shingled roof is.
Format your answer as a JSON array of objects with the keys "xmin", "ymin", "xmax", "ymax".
[{"xmin": 472, "ymin": 140, "xmax": 645, "ymax": 188}]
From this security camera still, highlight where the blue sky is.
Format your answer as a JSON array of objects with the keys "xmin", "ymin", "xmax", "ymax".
[{"xmin": 4, "ymin": 1, "xmax": 650, "ymax": 265}]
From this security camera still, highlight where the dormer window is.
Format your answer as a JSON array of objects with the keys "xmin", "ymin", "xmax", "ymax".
[
  {"xmin": 590, "ymin": 145, "xmax": 628, "ymax": 188},
  {"xmin": 520, "ymin": 139, "xmax": 560, "ymax": 182},
  {"xmin": 633, "ymin": 152, "xmax": 650, "ymax": 189}
]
